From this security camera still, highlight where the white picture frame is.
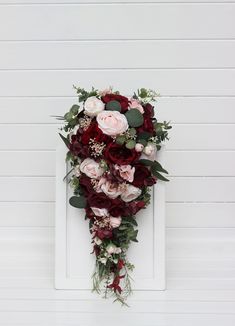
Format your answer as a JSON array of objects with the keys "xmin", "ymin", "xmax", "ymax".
[{"xmin": 55, "ymin": 142, "xmax": 166, "ymax": 291}]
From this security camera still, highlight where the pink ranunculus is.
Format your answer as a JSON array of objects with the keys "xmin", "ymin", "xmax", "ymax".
[
  {"xmin": 100, "ymin": 180, "xmax": 122, "ymax": 199},
  {"xmin": 121, "ymin": 184, "xmax": 142, "ymax": 202},
  {"xmin": 80, "ymin": 158, "xmax": 104, "ymax": 179},
  {"xmin": 109, "ymin": 216, "xmax": 122, "ymax": 228},
  {"xmin": 114, "ymin": 164, "xmax": 135, "ymax": 183},
  {"xmin": 91, "ymin": 207, "xmax": 109, "ymax": 217},
  {"xmin": 128, "ymin": 98, "xmax": 144, "ymax": 114},
  {"xmin": 96, "ymin": 110, "xmax": 128, "ymax": 136}
]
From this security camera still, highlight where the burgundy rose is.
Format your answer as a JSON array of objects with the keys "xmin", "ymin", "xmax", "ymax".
[
  {"xmin": 79, "ymin": 175, "xmax": 94, "ymax": 196},
  {"xmin": 101, "ymin": 94, "xmax": 129, "ymax": 113},
  {"xmin": 104, "ymin": 143, "xmax": 140, "ymax": 165},
  {"xmin": 81, "ymin": 122, "xmax": 112, "ymax": 145},
  {"xmin": 128, "ymin": 201, "xmax": 146, "ymax": 215},
  {"xmin": 143, "ymin": 103, "xmax": 154, "ymax": 118},
  {"xmin": 132, "ymin": 164, "xmax": 156, "ymax": 188},
  {"xmin": 96, "ymin": 228, "xmax": 113, "ymax": 240},
  {"xmin": 93, "ymin": 244, "xmax": 101, "ymax": 256},
  {"xmin": 88, "ymin": 193, "xmax": 112, "ymax": 209}
]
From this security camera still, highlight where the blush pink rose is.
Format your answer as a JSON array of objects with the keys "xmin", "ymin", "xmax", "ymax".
[
  {"xmin": 121, "ymin": 184, "xmax": 142, "ymax": 202},
  {"xmin": 128, "ymin": 98, "xmax": 144, "ymax": 114},
  {"xmin": 109, "ymin": 216, "xmax": 122, "ymax": 228},
  {"xmin": 100, "ymin": 180, "xmax": 122, "ymax": 199},
  {"xmin": 80, "ymin": 158, "xmax": 104, "ymax": 179},
  {"xmin": 84, "ymin": 96, "xmax": 105, "ymax": 117},
  {"xmin": 96, "ymin": 110, "xmax": 128, "ymax": 136},
  {"xmin": 114, "ymin": 164, "xmax": 135, "ymax": 183},
  {"xmin": 91, "ymin": 207, "xmax": 109, "ymax": 217}
]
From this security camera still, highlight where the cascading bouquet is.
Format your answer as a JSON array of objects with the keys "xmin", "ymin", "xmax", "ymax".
[{"xmin": 58, "ymin": 86, "xmax": 171, "ymax": 304}]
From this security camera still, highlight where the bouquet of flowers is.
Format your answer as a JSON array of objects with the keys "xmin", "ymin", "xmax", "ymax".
[{"xmin": 58, "ymin": 86, "xmax": 171, "ymax": 304}]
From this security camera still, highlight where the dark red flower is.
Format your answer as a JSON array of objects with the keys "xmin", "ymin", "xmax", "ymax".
[
  {"xmin": 79, "ymin": 175, "xmax": 94, "ymax": 196},
  {"xmin": 109, "ymin": 200, "xmax": 127, "ymax": 217},
  {"xmin": 88, "ymin": 193, "xmax": 112, "ymax": 209},
  {"xmin": 128, "ymin": 201, "xmax": 146, "ymax": 215},
  {"xmin": 81, "ymin": 122, "xmax": 112, "ymax": 145},
  {"xmin": 132, "ymin": 164, "xmax": 156, "ymax": 188},
  {"xmin": 101, "ymin": 93, "xmax": 129, "ymax": 113},
  {"xmin": 143, "ymin": 103, "xmax": 154, "ymax": 118},
  {"xmin": 117, "ymin": 259, "xmax": 125, "ymax": 270},
  {"xmin": 96, "ymin": 228, "xmax": 113, "ymax": 240},
  {"xmin": 104, "ymin": 143, "xmax": 140, "ymax": 165},
  {"xmin": 92, "ymin": 244, "xmax": 101, "ymax": 256},
  {"xmin": 107, "ymin": 274, "xmax": 125, "ymax": 294}
]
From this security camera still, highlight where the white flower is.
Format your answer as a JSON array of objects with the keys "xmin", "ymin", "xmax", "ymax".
[
  {"xmin": 106, "ymin": 243, "xmax": 122, "ymax": 255},
  {"xmin": 84, "ymin": 96, "xmax": 105, "ymax": 117},
  {"xmin": 94, "ymin": 237, "xmax": 102, "ymax": 246},
  {"xmin": 135, "ymin": 143, "xmax": 144, "ymax": 152},
  {"xmin": 121, "ymin": 184, "xmax": 142, "ymax": 202},
  {"xmin": 73, "ymin": 165, "xmax": 80, "ymax": 177},
  {"xmin": 99, "ymin": 257, "xmax": 107, "ymax": 264},
  {"xmin": 97, "ymin": 110, "xmax": 128, "ymax": 136},
  {"xmin": 141, "ymin": 143, "xmax": 157, "ymax": 161},
  {"xmin": 109, "ymin": 216, "xmax": 122, "ymax": 228},
  {"xmin": 80, "ymin": 158, "xmax": 104, "ymax": 179},
  {"xmin": 91, "ymin": 207, "xmax": 109, "ymax": 217}
]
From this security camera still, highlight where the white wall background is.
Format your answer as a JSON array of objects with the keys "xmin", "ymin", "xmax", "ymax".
[{"xmin": 0, "ymin": 1, "xmax": 235, "ymax": 325}]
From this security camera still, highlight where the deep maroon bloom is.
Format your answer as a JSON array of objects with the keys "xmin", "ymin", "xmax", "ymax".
[
  {"xmin": 132, "ymin": 164, "xmax": 156, "ymax": 188},
  {"xmin": 88, "ymin": 193, "xmax": 112, "ymax": 209},
  {"xmin": 81, "ymin": 122, "xmax": 112, "ymax": 145},
  {"xmin": 101, "ymin": 93, "xmax": 129, "ymax": 113},
  {"xmin": 104, "ymin": 143, "xmax": 140, "ymax": 165}
]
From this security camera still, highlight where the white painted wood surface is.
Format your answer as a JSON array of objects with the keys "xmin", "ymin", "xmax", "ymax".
[{"xmin": 0, "ymin": 1, "xmax": 235, "ymax": 325}]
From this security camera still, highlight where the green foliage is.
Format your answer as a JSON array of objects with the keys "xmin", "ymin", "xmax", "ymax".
[
  {"xmin": 139, "ymin": 159, "xmax": 169, "ymax": 182},
  {"xmin": 69, "ymin": 195, "xmax": 87, "ymax": 208},
  {"xmin": 59, "ymin": 133, "xmax": 70, "ymax": 149},
  {"xmin": 106, "ymin": 100, "xmax": 121, "ymax": 112},
  {"xmin": 125, "ymin": 109, "xmax": 144, "ymax": 127},
  {"xmin": 125, "ymin": 139, "xmax": 136, "ymax": 149},
  {"xmin": 154, "ymin": 121, "xmax": 172, "ymax": 143},
  {"xmin": 73, "ymin": 85, "xmax": 99, "ymax": 102},
  {"xmin": 115, "ymin": 135, "xmax": 126, "ymax": 145}
]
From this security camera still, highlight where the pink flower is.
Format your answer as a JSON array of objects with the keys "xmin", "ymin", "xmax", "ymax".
[
  {"xmin": 100, "ymin": 180, "xmax": 122, "ymax": 199},
  {"xmin": 114, "ymin": 164, "xmax": 135, "ymax": 183},
  {"xmin": 109, "ymin": 216, "xmax": 122, "ymax": 228},
  {"xmin": 96, "ymin": 110, "xmax": 128, "ymax": 136},
  {"xmin": 135, "ymin": 143, "xmax": 144, "ymax": 152},
  {"xmin": 91, "ymin": 207, "xmax": 109, "ymax": 217},
  {"xmin": 80, "ymin": 158, "xmax": 104, "ymax": 179},
  {"xmin": 121, "ymin": 184, "xmax": 142, "ymax": 202},
  {"xmin": 84, "ymin": 96, "xmax": 105, "ymax": 117},
  {"xmin": 128, "ymin": 98, "xmax": 144, "ymax": 114}
]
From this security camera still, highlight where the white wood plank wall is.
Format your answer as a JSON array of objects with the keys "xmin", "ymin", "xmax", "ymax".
[{"xmin": 0, "ymin": 1, "xmax": 235, "ymax": 325}]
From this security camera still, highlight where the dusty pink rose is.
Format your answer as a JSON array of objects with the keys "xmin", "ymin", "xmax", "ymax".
[
  {"xmin": 128, "ymin": 98, "xmax": 144, "ymax": 114},
  {"xmin": 96, "ymin": 110, "xmax": 128, "ymax": 136},
  {"xmin": 100, "ymin": 180, "xmax": 122, "ymax": 199},
  {"xmin": 114, "ymin": 164, "xmax": 135, "ymax": 183},
  {"xmin": 80, "ymin": 158, "xmax": 104, "ymax": 179},
  {"xmin": 109, "ymin": 216, "xmax": 122, "ymax": 228},
  {"xmin": 121, "ymin": 184, "xmax": 142, "ymax": 202},
  {"xmin": 91, "ymin": 207, "xmax": 109, "ymax": 217},
  {"xmin": 135, "ymin": 143, "xmax": 144, "ymax": 152},
  {"xmin": 84, "ymin": 96, "xmax": 105, "ymax": 117}
]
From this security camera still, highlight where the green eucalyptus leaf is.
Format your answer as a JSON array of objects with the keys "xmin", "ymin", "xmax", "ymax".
[
  {"xmin": 116, "ymin": 135, "xmax": 126, "ymax": 145},
  {"xmin": 137, "ymin": 131, "xmax": 152, "ymax": 141},
  {"xmin": 69, "ymin": 196, "xmax": 87, "ymax": 208},
  {"xmin": 139, "ymin": 159, "xmax": 154, "ymax": 167},
  {"xmin": 125, "ymin": 139, "xmax": 136, "ymax": 149},
  {"xmin": 137, "ymin": 139, "xmax": 147, "ymax": 147},
  {"xmin": 153, "ymin": 160, "xmax": 169, "ymax": 174},
  {"xmin": 70, "ymin": 104, "xmax": 79, "ymax": 115},
  {"xmin": 125, "ymin": 109, "xmax": 144, "ymax": 127},
  {"xmin": 106, "ymin": 100, "xmax": 121, "ymax": 112},
  {"xmin": 151, "ymin": 168, "xmax": 169, "ymax": 182}
]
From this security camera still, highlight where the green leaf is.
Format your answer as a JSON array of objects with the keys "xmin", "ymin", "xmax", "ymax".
[
  {"xmin": 106, "ymin": 100, "xmax": 121, "ymax": 112},
  {"xmin": 116, "ymin": 135, "xmax": 126, "ymax": 145},
  {"xmin": 153, "ymin": 160, "xmax": 168, "ymax": 174},
  {"xmin": 69, "ymin": 196, "xmax": 87, "ymax": 208},
  {"xmin": 129, "ymin": 128, "xmax": 136, "ymax": 137},
  {"xmin": 137, "ymin": 132, "xmax": 152, "ymax": 141},
  {"xmin": 151, "ymin": 168, "xmax": 169, "ymax": 182},
  {"xmin": 70, "ymin": 104, "xmax": 79, "ymax": 115},
  {"xmin": 125, "ymin": 139, "xmax": 136, "ymax": 149},
  {"xmin": 139, "ymin": 159, "xmax": 154, "ymax": 167},
  {"xmin": 59, "ymin": 133, "xmax": 70, "ymax": 149},
  {"xmin": 137, "ymin": 139, "xmax": 147, "ymax": 147},
  {"xmin": 125, "ymin": 109, "xmax": 144, "ymax": 127}
]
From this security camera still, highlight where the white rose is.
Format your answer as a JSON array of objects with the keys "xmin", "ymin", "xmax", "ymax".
[
  {"xmin": 84, "ymin": 96, "xmax": 105, "ymax": 117},
  {"xmin": 100, "ymin": 180, "xmax": 122, "ymax": 199},
  {"xmin": 121, "ymin": 184, "xmax": 142, "ymax": 202},
  {"xmin": 135, "ymin": 143, "xmax": 144, "ymax": 152},
  {"xmin": 106, "ymin": 243, "xmax": 122, "ymax": 255},
  {"xmin": 96, "ymin": 110, "xmax": 128, "ymax": 136},
  {"xmin": 109, "ymin": 216, "xmax": 122, "ymax": 228},
  {"xmin": 141, "ymin": 143, "xmax": 157, "ymax": 161},
  {"xmin": 80, "ymin": 158, "xmax": 104, "ymax": 179},
  {"xmin": 91, "ymin": 207, "xmax": 109, "ymax": 217}
]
